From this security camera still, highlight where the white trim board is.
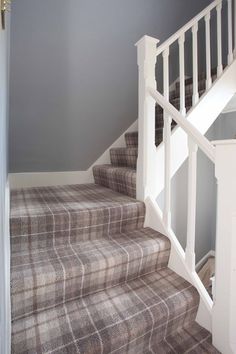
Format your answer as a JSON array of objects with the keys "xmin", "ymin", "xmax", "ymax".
[{"xmin": 9, "ymin": 120, "xmax": 138, "ymax": 189}]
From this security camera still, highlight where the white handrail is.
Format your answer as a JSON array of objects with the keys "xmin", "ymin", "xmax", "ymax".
[
  {"xmin": 148, "ymin": 87, "xmax": 216, "ymax": 163},
  {"xmin": 156, "ymin": 0, "xmax": 222, "ymax": 57}
]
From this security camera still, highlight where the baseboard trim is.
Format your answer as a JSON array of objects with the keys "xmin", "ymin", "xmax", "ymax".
[
  {"xmin": 196, "ymin": 250, "xmax": 215, "ymax": 272},
  {"xmin": 9, "ymin": 120, "xmax": 138, "ymax": 189}
]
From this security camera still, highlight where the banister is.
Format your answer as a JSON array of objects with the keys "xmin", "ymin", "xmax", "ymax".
[
  {"xmin": 156, "ymin": 0, "xmax": 222, "ymax": 57},
  {"xmin": 148, "ymin": 87, "xmax": 216, "ymax": 163}
]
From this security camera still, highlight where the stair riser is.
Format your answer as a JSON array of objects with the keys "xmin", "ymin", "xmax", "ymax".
[
  {"xmin": 110, "ymin": 149, "xmax": 138, "ymax": 169},
  {"xmin": 125, "ymin": 130, "xmax": 163, "ymax": 148},
  {"xmin": 11, "ymin": 233, "xmax": 171, "ymax": 320},
  {"xmin": 93, "ymin": 166, "xmax": 136, "ymax": 198}
]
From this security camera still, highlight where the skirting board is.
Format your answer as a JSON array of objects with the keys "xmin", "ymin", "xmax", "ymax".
[
  {"xmin": 196, "ymin": 250, "xmax": 215, "ymax": 272},
  {"xmin": 9, "ymin": 120, "xmax": 138, "ymax": 189}
]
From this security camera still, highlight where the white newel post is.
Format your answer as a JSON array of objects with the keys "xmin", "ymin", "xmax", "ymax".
[
  {"xmin": 212, "ymin": 140, "xmax": 236, "ymax": 354},
  {"xmin": 136, "ymin": 36, "xmax": 159, "ymax": 201}
]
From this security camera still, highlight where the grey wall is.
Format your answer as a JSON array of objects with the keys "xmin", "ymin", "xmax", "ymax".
[
  {"xmin": 0, "ymin": 12, "xmax": 11, "ymax": 354},
  {"xmin": 9, "ymin": 0, "xmax": 211, "ymax": 173}
]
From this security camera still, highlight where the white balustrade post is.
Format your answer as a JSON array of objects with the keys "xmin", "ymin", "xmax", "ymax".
[
  {"xmin": 228, "ymin": 0, "xmax": 233, "ymax": 64},
  {"xmin": 205, "ymin": 13, "xmax": 212, "ymax": 90},
  {"xmin": 185, "ymin": 138, "xmax": 198, "ymax": 273},
  {"xmin": 178, "ymin": 34, "xmax": 186, "ymax": 116},
  {"xmin": 163, "ymin": 48, "xmax": 172, "ymax": 229},
  {"xmin": 135, "ymin": 35, "xmax": 159, "ymax": 201},
  {"xmin": 192, "ymin": 23, "xmax": 199, "ymax": 106},
  {"xmin": 216, "ymin": 2, "xmax": 223, "ymax": 77},
  {"xmin": 212, "ymin": 140, "xmax": 236, "ymax": 354}
]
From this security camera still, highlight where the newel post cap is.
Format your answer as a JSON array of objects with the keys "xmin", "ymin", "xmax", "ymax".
[{"xmin": 135, "ymin": 35, "xmax": 159, "ymax": 47}]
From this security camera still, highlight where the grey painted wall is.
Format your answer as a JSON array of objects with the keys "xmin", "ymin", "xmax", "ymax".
[
  {"xmin": 9, "ymin": 0, "xmax": 211, "ymax": 173},
  {"xmin": 0, "ymin": 12, "xmax": 11, "ymax": 354}
]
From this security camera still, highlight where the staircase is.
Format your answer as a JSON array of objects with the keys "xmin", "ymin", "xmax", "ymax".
[
  {"xmin": 10, "ymin": 0, "xmax": 236, "ymax": 353},
  {"xmin": 11, "ymin": 182, "xmax": 218, "ymax": 353}
]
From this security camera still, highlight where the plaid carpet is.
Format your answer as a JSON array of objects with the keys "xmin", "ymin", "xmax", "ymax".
[
  {"xmin": 11, "ymin": 75, "xmax": 220, "ymax": 353},
  {"xmin": 11, "ymin": 227, "xmax": 170, "ymax": 320},
  {"xmin": 10, "ymin": 184, "xmax": 145, "ymax": 253},
  {"xmin": 12, "ymin": 269, "xmax": 203, "ymax": 354}
]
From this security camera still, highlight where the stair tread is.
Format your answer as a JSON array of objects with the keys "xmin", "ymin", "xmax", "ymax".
[
  {"xmin": 11, "ymin": 268, "xmax": 202, "ymax": 354},
  {"xmin": 11, "ymin": 227, "xmax": 170, "ymax": 320},
  {"xmin": 10, "ymin": 183, "xmax": 144, "ymax": 252},
  {"xmin": 93, "ymin": 165, "xmax": 136, "ymax": 198}
]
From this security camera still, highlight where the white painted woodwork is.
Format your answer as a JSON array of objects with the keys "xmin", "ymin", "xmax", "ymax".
[
  {"xmin": 156, "ymin": 0, "xmax": 222, "ymax": 56},
  {"xmin": 178, "ymin": 34, "xmax": 186, "ymax": 115},
  {"xmin": 212, "ymin": 140, "xmax": 236, "ymax": 354},
  {"xmin": 185, "ymin": 138, "xmax": 198, "ymax": 273},
  {"xmin": 228, "ymin": 0, "xmax": 234, "ymax": 64},
  {"xmin": 136, "ymin": 35, "xmax": 159, "ymax": 201},
  {"xmin": 216, "ymin": 2, "xmax": 223, "ymax": 77},
  {"xmin": 205, "ymin": 13, "xmax": 212, "ymax": 90},
  {"xmin": 162, "ymin": 49, "xmax": 172, "ymax": 229},
  {"xmin": 148, "ymin": 87, "xmax": 216, "ymax": 163},
  {"xmin": 192, "ymin": 23, "xmax": 199, "ymax": 105},
  {"xmin": 152, "ymin": 60, "xmax": 236, "ymax": 198}
]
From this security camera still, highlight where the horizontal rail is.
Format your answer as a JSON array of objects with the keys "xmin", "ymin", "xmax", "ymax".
[
  {"xmin": 156, "ymin": 0, "xmax": 222, "ymax": 56},
  {"xmin": 148, "ymin": 87, "xmax": 216, "ymax": 163}
]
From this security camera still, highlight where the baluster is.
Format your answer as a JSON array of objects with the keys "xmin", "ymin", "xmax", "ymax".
[
  {"xmin": 185, "ymin": 138, "xmax": 198, "ymax": 272},
  {"xmin": 205, "ymin": 13, "xmax": 212, "ymax": 90},
  {"xmin": 178, "ymin": 34, "xmax": 186, "ymax": 116},
  {"xmin": 228, "ymin": 0, "xmax": 233, "ymax": 64},
  {"xmin": 192, "ymin": 23, "xmax": 199, "ymax": 106},
  {"xmin": 163, "ymin": 48, "xmax": 172, "ymax": 229},
  {"xmin": 217, "ymin": 2, "xmax": 223, "ymax": 77},
  {"xmin": 136, "ymin": 36, "xmax": 159, "ymax": 201}
]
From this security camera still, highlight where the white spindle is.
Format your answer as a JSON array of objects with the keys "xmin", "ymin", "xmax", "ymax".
[
  {"xmin": 178, "ymin": 34, "xmax": 186, "ymax": 115},
  {"xmin": 192, "ymin": 23, "xmax": 199, "ymax": 106},
  {"xmin": 228, "ymin": 0, "xmax": 233, "ymax": 64},
  {"xmin": 205, "ymin": 13, "xmax": 212, "ymax": 90},
  {"xmin": 217, "ymin": 2, "xmax": 223, "ymax": 77},
  {"xmin": 163, "ymin": 48, "xmax": 172, "ymax": 229},
  {"xmin": 136, "ymin": 36, "xmax": 159, "ymax": 201},
  {"xmin": 185, "ymin": 138, "xmax": 198, "ymax": 273}
]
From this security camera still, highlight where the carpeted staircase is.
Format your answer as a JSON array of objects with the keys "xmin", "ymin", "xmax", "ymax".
[{"xmin": 10, "ymin": 74, "xmax": 219, "ymax": 353}]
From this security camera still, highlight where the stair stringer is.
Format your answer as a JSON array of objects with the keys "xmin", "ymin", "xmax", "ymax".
[
  {"xmin": 152, "ymin": 60, "xmax": 236, "ymax": 198},
  {"xmin": 144, "ymin": 196, "xmax": 213, "ymax": 332}
]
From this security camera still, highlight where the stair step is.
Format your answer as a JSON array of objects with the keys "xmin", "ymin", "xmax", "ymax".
[
  {"xmin": 93, "ymin": 165, "xmax": 136, "ymax": 198},
  {"xmin": 110, "ymin": 147, "xmax": 138, "ymax": 168},
  {"xmin": 11, "ymin": 227, "xmax": 170, "ymax": 320},
  {"xmin": 11, "ymin": 268, "xmax": 201, "ymax": 354},
  {"xmin": 125, "ymin": 128, "xmax": 164, "ymax": 148},
  {"xmin": 10, "ymin": 184, "xmax": 144, "ymax": 253}
]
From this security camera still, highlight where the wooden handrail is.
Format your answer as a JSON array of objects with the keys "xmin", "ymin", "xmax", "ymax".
[{"xmin": 148, "ymin": 87, "xmax": 216, "ymax": 163}]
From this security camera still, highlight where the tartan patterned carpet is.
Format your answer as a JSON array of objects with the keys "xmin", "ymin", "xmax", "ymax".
[
  {"xmin": 11, "ymin": 75, "xmax": 220, "ymax": 353},
  {"xmin": 11, "ymin": 269, "xmax": 207, "ymax": 354},
  {"xmin": 10, "ymin": 183, "xmax": 219, "ymax": 353}
]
